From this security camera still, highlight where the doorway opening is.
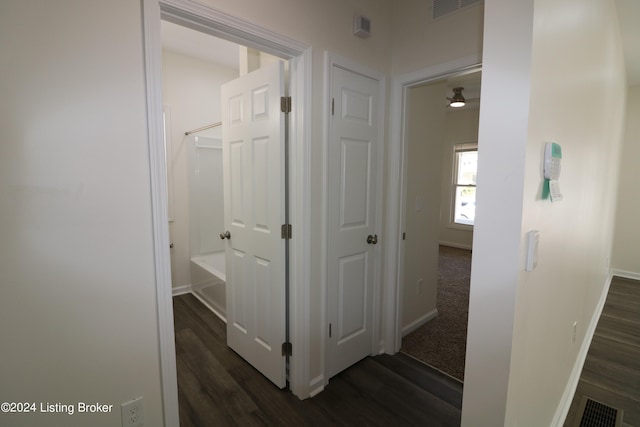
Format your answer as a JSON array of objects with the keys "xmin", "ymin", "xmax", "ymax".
[
  {"xmin": 142, "ymin": 2, "xmax": 312, "ymax": 423},
  {"xmin": 161, "ymin": 14, "xmax": 293, "ymax": 388},
  {"xmin": 161, "ymin": 19, "xmax": 286, "ymax": 323},
  {"xmin": 396, "ymin": 69, "xmax": 481, "ymax": 382}
]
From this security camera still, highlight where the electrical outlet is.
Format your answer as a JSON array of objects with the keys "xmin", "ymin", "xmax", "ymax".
[
  {"xmin": 417, "ymin": 279, "xmax": 423, "ymax": 295},
  {"xmin": 572, "ymin": 321, "xmax": 578, "ymax": 343},
  {"xmin": 121, "ymin": 397, "xmax": 144, "ymax": 427}
]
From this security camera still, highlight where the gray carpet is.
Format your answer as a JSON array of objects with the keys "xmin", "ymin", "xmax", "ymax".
[{"xmin": 401, "ymin": 245, "xmax": 471, "ymax": 381}]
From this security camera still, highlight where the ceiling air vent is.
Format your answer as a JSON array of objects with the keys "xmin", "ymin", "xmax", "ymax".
[
  {"xmin": 433, "ymin": 0, "xmax": 482, "ymax": 20},
  {"xmin": 353, "ymin": 15, "xmax": 371, "ymax": 38}
]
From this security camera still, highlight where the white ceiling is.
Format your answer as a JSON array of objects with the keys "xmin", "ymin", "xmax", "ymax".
[
  {"xmin": 160, "ymin": 2, "xmax": 639, "ymax": 86},
  {"xmin": 161, "ymin": 20, "xmax": 239, "ymax": 71}
]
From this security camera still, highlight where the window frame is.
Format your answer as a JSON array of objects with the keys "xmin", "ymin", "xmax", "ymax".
[{"xmin": 450, "ymin": 142, "xmax": 478, "ymax": 229}]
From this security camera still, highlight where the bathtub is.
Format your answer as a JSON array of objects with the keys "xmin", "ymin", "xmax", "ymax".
[
  {"xmin": 190, "ymin": 251, "xmax": 226, "ymax": 322},
  {"xmin": 191, "ymin": 251, "xmax": 226, "ymax": 281}
]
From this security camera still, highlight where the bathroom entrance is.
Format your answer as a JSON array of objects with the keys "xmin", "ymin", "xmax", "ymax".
[{"xmin": 161, "ymin": 20, "xmax": 290, "ymax": 388}]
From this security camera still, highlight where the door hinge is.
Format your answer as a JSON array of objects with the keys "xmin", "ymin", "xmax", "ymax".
[
  {"xmin": 282, "ymin": 342, "xmax": 292, "ymax": 357},
  {"xmin": 281, "ymin": 224, "xmax": 292, "ymax": 240},
  {"xmin": 281, "ymin": 96, "xmax": 292, "ymax": 113},
  {"xmin": 331, "ymin": 98, "xmax": 335, "ymax": 116},
  {"xmin": 329, "ymin": 323, "xmax": 332, "ymax": 338}
]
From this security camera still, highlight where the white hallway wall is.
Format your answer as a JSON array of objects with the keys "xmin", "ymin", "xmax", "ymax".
[
  {"xmin": 10, "ymin": 0, "xmax": 623, "ymax": 425},
  {"xmin": 463, "ymin": 0, "xmax": 627, "ymax": 425},
  {"xmin": 0, "ymin": 0, "xmax": 487, "ymax": 425},
  {"xmin": 402, "ymin": 91, "xmax": 480, "ymax": 333},
  {"xmin": 390, "ymin": 0, "xmax": 484, "ymax": 76},
  {"xmin": 0, "ymin": 1, "xmax": 164, "ymax": 426},
  {"xmin": 612, "ymin": 84, "xmax": 640, "ymax": 277},
  {"xmin": 402, "ymin": 81, "xmax": 447, "ymax": 331}
]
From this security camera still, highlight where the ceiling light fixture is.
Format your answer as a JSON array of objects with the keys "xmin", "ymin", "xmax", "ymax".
[{"xmin": 448, "ymin": 87, "xmax": 466, "ymax": 108}]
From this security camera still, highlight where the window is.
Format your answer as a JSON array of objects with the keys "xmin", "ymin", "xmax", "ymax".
[{"xmin": 452, "ymin": 143, "xmax": 478, "ymax": 226}]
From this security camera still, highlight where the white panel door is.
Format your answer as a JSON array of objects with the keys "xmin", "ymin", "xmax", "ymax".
[
  {"xmin": 327, "ymin": 65, "xmax": 380, "ymax": 379},
  {"xmin": 221, "ymin": 61, "xmax": 286, "ymax": 388}
]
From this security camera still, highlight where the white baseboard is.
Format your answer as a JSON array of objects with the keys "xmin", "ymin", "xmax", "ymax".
[
  {"xmin": 172, "ymin": 284, "xmax": 192, "ymax": 296},
  {"xmin": 172, "ymin": 285, "xmax": 227, "ymax": 323},
  {"xmin": 551, "ymin": 272, "xmax": 613, "ymax": 426},
  {"xmin": 611, "ymin": 269, "xmax": 640, "ymax": 281},
  {"xmin": 308, "ymin": 375, "xmax": 325, "ymax": 398},
  {"xmin": 401, "ymin": 308, "xmax": 439, "ymax": 337},
  {"xmin": 190, "ymin": 291, "xmax": 227, "ymax": 324},
  {"xmin": 439, "ymin": 241, "xmax": 473, "ymax": 250}
]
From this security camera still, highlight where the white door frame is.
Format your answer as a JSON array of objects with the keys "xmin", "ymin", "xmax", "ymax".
[
  {"xmin": 141, "ymin": 0, "xmax": 312, "ymax": 424},
  {"xmin": 322, "ymin": 52, "xmax": 386, "ymax": 387},
  {"xmin": 382, "ymin": 55, "xmax": 482, "ymax": 355}
]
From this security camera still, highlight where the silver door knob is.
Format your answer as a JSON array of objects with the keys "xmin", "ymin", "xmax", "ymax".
[
  {"xmin": 220, "ymin": 231, "xmax": 231, "ymax": 240},
  {"xmin": 367, "ymin": 234, "xmax": 378, "ymax": 245}
]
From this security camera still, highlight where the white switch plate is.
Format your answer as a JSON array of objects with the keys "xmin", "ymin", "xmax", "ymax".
[{"xmin": 525, "ymin": 230, "xmax": 539, "ymax": 272}]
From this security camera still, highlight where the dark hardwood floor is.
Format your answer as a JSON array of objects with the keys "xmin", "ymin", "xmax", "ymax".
[
  {"xmin": 564, "ymin": 276, "xmax": 640, "ymax": 427},
  {"xmin": 173, "ymin": 293, "xmax": 463, "ymax": 426}
]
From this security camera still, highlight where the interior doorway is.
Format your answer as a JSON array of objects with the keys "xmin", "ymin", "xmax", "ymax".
[
  {"xmin": 161, "ymin": 20, "xmax": 242, "ymax": 315},
  {"xmin": 161, "ymin": 19, "xmax": 290, "ymax": 388},
  {"xmin": 141, "ymin": 2, "xmax": 312, "ymax": 422},
  {"xmin": 396, "ymin": 69, "xmax": 481, "ymax": 381}
]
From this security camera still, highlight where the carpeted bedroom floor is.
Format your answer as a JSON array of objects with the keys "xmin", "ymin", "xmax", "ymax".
[{"xmin": 401, "ymin": 245, "xmax": 471, "ymax": 382}]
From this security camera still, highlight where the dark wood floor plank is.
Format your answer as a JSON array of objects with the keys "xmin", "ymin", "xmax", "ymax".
[
  {"xmin": 375, "ymin": 353, "xmax": 463, "ymax": 408},
  {"xmin": 587, "ymin": 335, "xmax": 640, "ymax": 374},
  {"xmin": 176, "ymin": 328, "xmax": 267, "ymax": 427},
  {"xmin": 338, "ymin": 357, "xmax": 461, "ymax": 426},
  {"xmin": 174, "ymin": 294, "xmax": 227, "ymax": 342},
  {"xmin": 601, "ymin": 302, "xmax": 640, "ymax": 325},
  {"xmin": 609, "ymin": 277, "xmax": 640, "ymax": 297},
  {"xmin": 564, "ymin": 276, "xmax": 640, "ymax": 427},
  {"xmin": 227, "ymin": 362, "xmax": 338, "ymax": 427},
  {"xmin": 176, "ymin": 295, "xmax": 331, "ymax": 426},
  {"xmin": 177, "ymin": 356, "xmax": 243, "ymax": 427},
  {"xmin": 594, "ymin": 314, "xmax": 640, "ymax": 346},
  {"xmin": 174, "ymin": 296, "xmax": 247, "ymax": 373},
  {"xmin": 173, "ymin": 293, "xmax": 463, "ymax": 427},
  {"xmin": 582, "ymin": 355, "xmax": 640, "ymax": 401},
  {"xmin": 601, "ymin": 288, "xmax": 640, "ymax": 326},
  {"xmin": 312, "ymin": 374, "xmax": 405, "ymax": 426}
]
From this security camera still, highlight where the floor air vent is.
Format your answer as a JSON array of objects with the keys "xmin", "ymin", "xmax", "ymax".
[{"xmin": 574, "ymin": 397, "xmax": 623, "ymax": 427}]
